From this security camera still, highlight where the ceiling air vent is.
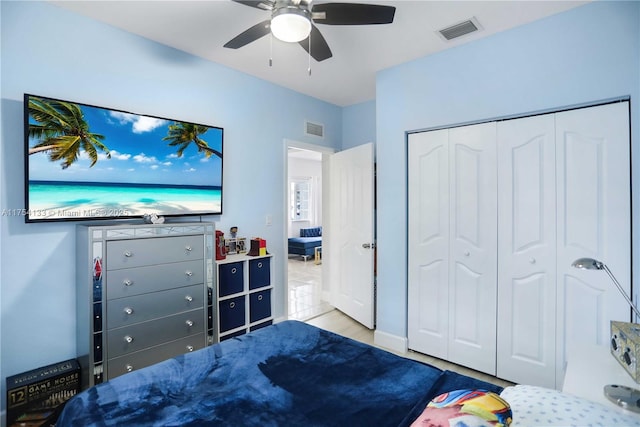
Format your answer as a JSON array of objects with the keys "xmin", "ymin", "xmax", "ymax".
[
  {"xmin": 305, "ymin": 120, "xmax": 324, "ymax": 138},
  {"xmin": 438, "ymin": 17, "xmax": 481, "ymax": 41}
]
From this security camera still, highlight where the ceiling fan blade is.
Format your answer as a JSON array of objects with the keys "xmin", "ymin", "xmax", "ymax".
[
  {"xmin": 231, "ymin": 0, "xmax": 274, "ymax": 10},
  {"xmin": 223, "ymin": 20, "xmax": 271, "ymax": 49},
  {"xmin": 312, "ymin": 3, "xmax": 395, "ymax": 25},
  {"xmin": 299, "ymin": 25, "xmax": 332, "ymax": 62}
]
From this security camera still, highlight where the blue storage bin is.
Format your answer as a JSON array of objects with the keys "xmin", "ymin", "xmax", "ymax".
[
  {"xmin": 249, "ymin": 258, "xmax": 270, "ymax": 290},
  {"xmin": 219, "ymin": 262, "xmax": 244, "ymax": 296},
  {"xmin": 219, "ymin": 296, "xmax": 246, "ymax": 332},
  {"xmin": 249, "ymin": 289, "xmax": 271, "ymax": 323}
]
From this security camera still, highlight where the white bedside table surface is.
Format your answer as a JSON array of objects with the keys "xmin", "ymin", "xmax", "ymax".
[{"xmin": 563, "ymin": 342, "xmax": 640, "ymax": 415}]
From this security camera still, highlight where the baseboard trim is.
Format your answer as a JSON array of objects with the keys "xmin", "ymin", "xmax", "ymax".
[{"xmin": 374, "ymin": 329, "xmax": 408, "ymax": 354}]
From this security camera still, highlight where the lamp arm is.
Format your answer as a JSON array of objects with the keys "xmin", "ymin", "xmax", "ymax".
[{"xmin": 602, "ymin": 264, "xmax": 640, "ymax": 319}]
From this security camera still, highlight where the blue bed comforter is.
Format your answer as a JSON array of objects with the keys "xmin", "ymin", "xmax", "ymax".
[{"xmin": 58, "ymin": 320, "xmax": 502, "ymax": 426}]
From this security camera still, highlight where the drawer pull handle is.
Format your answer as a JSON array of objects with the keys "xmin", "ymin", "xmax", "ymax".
[
  {"xmin": 229, "ymin": 302, "xmax": 235, "ymax": 309},
  {"xmin": 464, "ymin": 251, "xmax": 470, "ymax": 257},
  {"xmin": 258, "ymin": 295, "xmax": 263, "ymax": 301},
  {"xmin": 185, "ymin": 320, "xmax": 194, "ymax": 327},
  {"xmin": 186, "ymin": 345, "xmax": 194, "ymax": 352},
  {"xmin": 231, "ymin": 267, "xmax": 237, "ymax": 274},
  {"xmin": 185, "ymin": 271, "xmax": 193, "ymax": 277},
  {"xmin": 257, "ymin": 262, "xmax": 263, "ymax": 268},
  {"xmin": 124, "ymin": 251, "xmax": 132, "ymax": 257},
  {"xmin": 185, "ymin": 295, "xmax": 193, "ymax": 302},
  {"xmin": 530, "ymin": 258, "xmax": 536, "ymax": 264},
  {"xmin": 124, "ymin": 335, "xmax": 134, "ymax": 343},
  {"xmin": 185, "ymin": 245, "xmax": 192, "ymax": 252},
  {"xmin": 124, "ymin": 307, "xmax": 134, "ymax": 315},
  {"xmin": 126, "ymin": 364, "xmax": 134, "ymax": 372},
  {"xmin": 123, "ymin": 279, "xmax": 133, "ymax": 287}
]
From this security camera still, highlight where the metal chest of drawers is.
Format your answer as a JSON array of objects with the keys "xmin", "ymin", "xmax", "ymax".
[{"xmin": 76, "ymin": 223, "xmax": 216, "ymax": 388}]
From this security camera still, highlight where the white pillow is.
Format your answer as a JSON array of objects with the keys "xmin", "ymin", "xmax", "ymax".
[{"xmin": 500, "ymin": 384, "xmax": 640, "ymax": 426}]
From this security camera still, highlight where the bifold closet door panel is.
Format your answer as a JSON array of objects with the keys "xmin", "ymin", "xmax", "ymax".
[
  {"xmin": 555, "ymin": 102, "xmax": 631, "ymax": 378},
  {"xmin": 496, "ymin": 114, "xmax": 557, "ymax": 388},
  {"xmin": 407, "ymin": 129, "xmax": 450, "ymax": 360},
  {"xmin": 447, "ymin": 122, "xmax": 498, "ymax": 375}
]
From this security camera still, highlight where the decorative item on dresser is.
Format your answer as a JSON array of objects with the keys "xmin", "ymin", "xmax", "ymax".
[
  {"xmin": 76, "ymin": 222, "xmax": 216, "ymax": 389},
  {"xmin": 215, "ymin": 253, "xmax": 273, "ymax": 341}
]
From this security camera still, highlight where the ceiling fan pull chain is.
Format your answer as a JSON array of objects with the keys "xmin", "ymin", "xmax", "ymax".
[
  {"xmin": 269, "ymin": 32, "xmax": 273, "ymax": 67},
  {"xmin": 307, "ymin": 32, "xmax": 311, "ymax": 76}
]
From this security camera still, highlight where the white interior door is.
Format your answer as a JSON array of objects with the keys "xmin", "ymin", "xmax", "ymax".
[
  {"xmin": 447, "ymin": 123, "xmax": 498, "ymax": 375},
  {"xmin": 555, "ymin": 101, "xmax": 631, "ymax": 384},
  {"xmin": 328, "ymin": 143, "xmax": 375, "ymax": 328},
  {"xmin": 408, "ymin": 129, "xmax": 450, "ymax": 359},
  {"xmin": 496, "ymin": 114, "xmax": 557, "ymax": 388},
  {"xmin": 408, "ymin": 123, "xmax": 497, "ymax": 375}
]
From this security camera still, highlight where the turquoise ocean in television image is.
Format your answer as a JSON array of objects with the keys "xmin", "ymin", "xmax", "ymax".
[{"xmin": 28, "ymin": 181, "xmax": 222, "ymax": 219}]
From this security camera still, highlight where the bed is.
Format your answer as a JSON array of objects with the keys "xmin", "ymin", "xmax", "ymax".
[
  {"xmin": 57, "ymin": 320, "xmax": 640, "ymax": 426},
  {"xmin": 57, "ymin": 320, "xmax": 503, "ymax": 426}
]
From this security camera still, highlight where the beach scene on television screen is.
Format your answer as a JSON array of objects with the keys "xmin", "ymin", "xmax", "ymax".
[{"xmin": 27, "ymin": 96, "xmax": 223, "ymax": 220}]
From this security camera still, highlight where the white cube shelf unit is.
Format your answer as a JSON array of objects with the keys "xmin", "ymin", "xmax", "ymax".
[{"xmin": 215, "ymin": 253, "xmax": 273, "ymax": 341}]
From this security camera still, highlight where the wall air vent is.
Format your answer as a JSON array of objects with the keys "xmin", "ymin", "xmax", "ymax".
[
  {"xmin": 438, "ymin": 17, "xmax": 482, "ymax": 41},
  {"xmin": 305, "ymin": 120, "xmax": 324, "ymax": 138}
]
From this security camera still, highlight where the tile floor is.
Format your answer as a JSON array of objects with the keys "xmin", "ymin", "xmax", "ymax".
[{"xmin": 287, "ymin": 256, "xmax": 333, "ymax": 321}]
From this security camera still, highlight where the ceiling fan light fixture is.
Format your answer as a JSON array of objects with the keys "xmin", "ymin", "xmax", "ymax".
[{"xmin": 271, "ymin": 8, "xmax": 311, "ymax": 43}]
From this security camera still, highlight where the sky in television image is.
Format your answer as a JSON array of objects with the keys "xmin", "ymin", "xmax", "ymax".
[{"xmin": 26, "ymin": 96, "xmax": 223, "ymax": 219}]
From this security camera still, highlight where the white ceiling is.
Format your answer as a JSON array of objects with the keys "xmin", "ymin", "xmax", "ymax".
[{"xmin": 50, "ymin": 0, "xmax": 589, "ymax": 107}]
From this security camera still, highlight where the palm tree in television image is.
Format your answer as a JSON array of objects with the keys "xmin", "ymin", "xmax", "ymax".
[
  {"xmin": 27, "ymin": 96, "xmax": 110, "ymax": 169},
  {"xmin": 163, "ymin": 122, "xmax": 222, "ymax": 159}
]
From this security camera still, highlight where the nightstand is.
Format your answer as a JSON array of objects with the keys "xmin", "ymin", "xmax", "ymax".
[{"xmin": 563, "ymin": 342, "xmax": 640, "ymax": 415}]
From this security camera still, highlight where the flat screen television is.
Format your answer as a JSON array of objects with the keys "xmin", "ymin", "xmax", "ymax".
[{"xmin": 24, "ymin": 94, "xmax": 223, "ymax": 222}]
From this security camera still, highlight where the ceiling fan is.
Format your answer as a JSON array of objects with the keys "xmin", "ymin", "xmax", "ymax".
[{"xmin": 223, "ymin": 0, "xmax": 396, "ymax": 62}]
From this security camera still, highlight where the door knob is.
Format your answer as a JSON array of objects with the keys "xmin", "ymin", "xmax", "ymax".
[{"xmin": 362, "ymin": 243, "xmax": 376, "ymax": 249}]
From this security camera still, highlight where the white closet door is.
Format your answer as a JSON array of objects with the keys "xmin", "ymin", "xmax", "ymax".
[
  {"xmin": 496, "ymin": 114, "xmax": 557, "ymax": 387},
  {"xmin": 408, "ymin": 129, "xmax": 450, "ymax": 359},
  {"xmin": 448, "ymin": 123, "xmax": 498, "ymax": 375},
  {"xmin": 555, "ymin": 102, "xmax": 631, "ymax": 385}
]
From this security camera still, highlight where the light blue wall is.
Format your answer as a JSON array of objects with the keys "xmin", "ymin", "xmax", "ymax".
[
  {"xmin": 376, "ymin": 1, "xmax": 640, "ymax": 338},
  {"xmin": 0, "ymin": 0, "xmax": 342, "ymax": 414},
  {"xmin": 342, "ymin": 100, "xmax": 375, "ymax": 149}
]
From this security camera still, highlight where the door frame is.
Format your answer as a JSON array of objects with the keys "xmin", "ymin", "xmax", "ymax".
[{"xmin": 283, "ymin": 139, "xmax": 335, "ymax": 319}]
